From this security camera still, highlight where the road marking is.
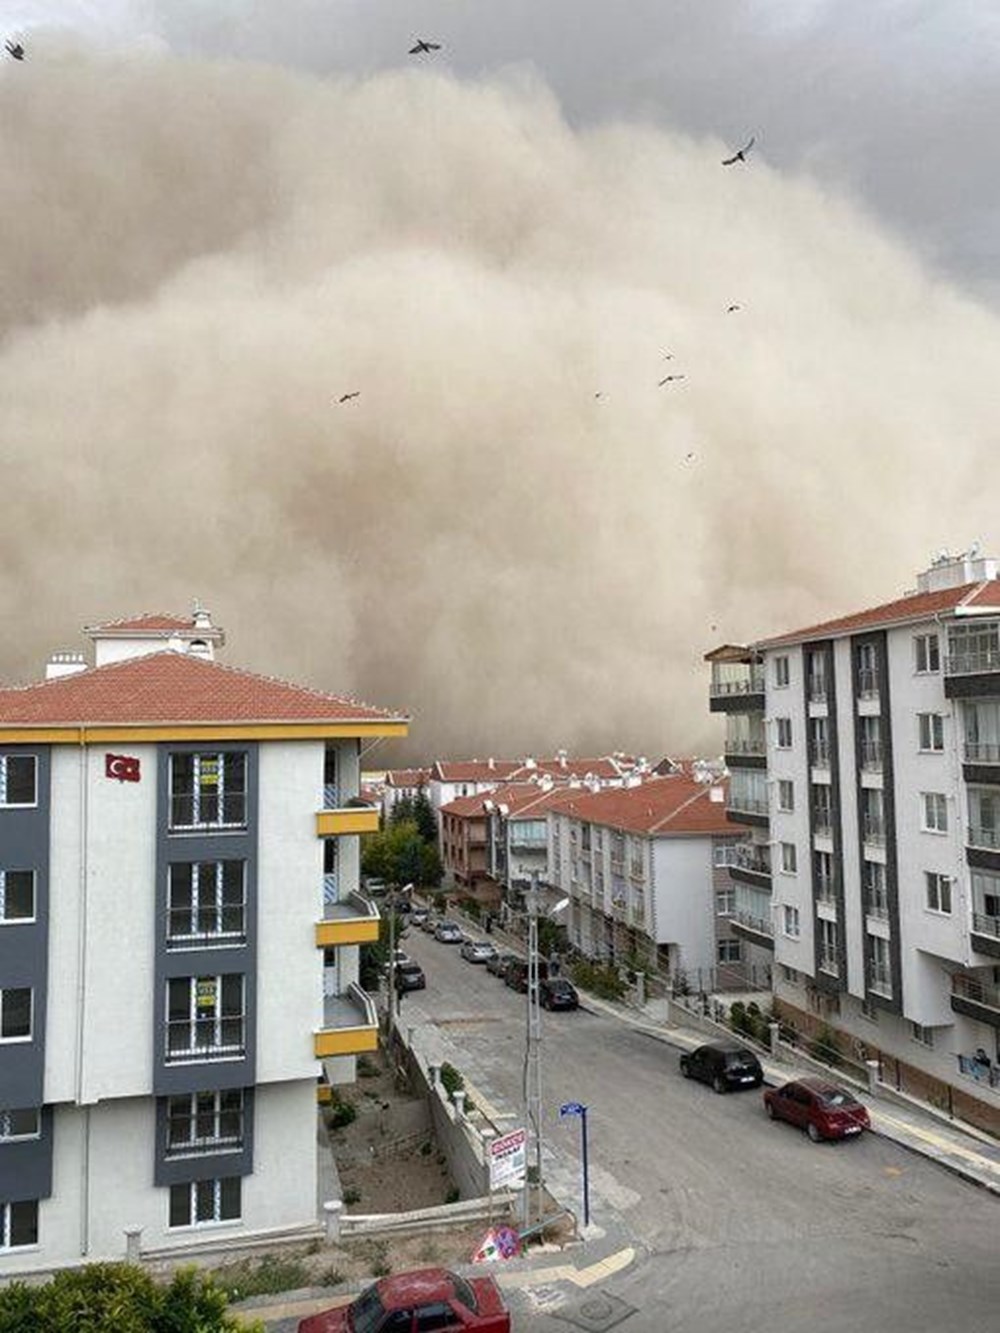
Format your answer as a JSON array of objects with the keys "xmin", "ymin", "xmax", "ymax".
[{"xmin": 572, "ymin": 1246, "xmax": 636, "ymax": 1287}]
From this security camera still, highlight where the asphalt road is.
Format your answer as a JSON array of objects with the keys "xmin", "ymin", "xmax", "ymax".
[{"xmin": 402, "ymin": 923, "xmax": 1000, "ymax": 1333}]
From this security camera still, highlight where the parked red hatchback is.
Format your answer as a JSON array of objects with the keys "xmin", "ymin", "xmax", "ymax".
[
  {"xmin": 763, "ymin": 1077, "xmax": 870, "ymax": 1142},
  {"xmin": 298, "ymin": 1267, "xmax": 511, "ymax": 1332}
]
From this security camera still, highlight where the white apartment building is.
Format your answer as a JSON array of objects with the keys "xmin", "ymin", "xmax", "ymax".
[
  {"xmin": 708, "ymin": 553, "xmax": 1000, "ymax": 1130},
  {"xmin": 546, "ymin": 775, "xmax": 742, "ymax": 985},
  {"xmin": 0, "ymin": 611, "xmax": 406, "ymax": 1271}
]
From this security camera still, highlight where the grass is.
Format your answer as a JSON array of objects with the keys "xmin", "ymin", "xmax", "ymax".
[{"xmin": 211, "ymin": 1252, "xmax": 314, "ymax": 1302}]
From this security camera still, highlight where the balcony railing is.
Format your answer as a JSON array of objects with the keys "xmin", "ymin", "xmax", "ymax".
[
  {"xmin": 807, "ymin": 679, "xmax": 827, "ymax": 704},
  {"xmin": 809, "ymin": 740, "xmax": 830, "ymax": 767},
  {"xmin": 166, "ymin": 1017, "xmax": 246, "ymax": 1063},
  {"xmin": 170, "ymin": 794, "xmax": 247, "ymax": 831},
  {"xmin": 968, "ymin": 824, "xmax": 1000, "ymax": 851},
  {"xmin": 857, "ymin": 667, "xmax": 879, "ymax": 699},
  {"xmin": 733, "ymin": 908, "xmax": 773, "ymax": 937},
  {"xmin": 710, "ymin": 669, "xmax": 765, "ymax": 698},
  {"xmin": 865, "ymin": 895, "xmax": 889, "ymax": 921},
  {"xmin": 964, "ymin": 742, "xmax": 1000, "ymax": 764},
  {"xmin": 725, "ymin": 737, "xmax": 767, "ymax": 756},
  {"xmin": 818, "ymin": 950, "xmax": 838, "ymax": 976},
  {"xmin": 951, "ymin": 972, "xmax": 1000, "ymax": 1012},
  {"xmin": 815, "ymin": 879, "xmax": 835, "ymax": 905},
  {"xmin": 860, "ymin": 741, "xmax": 883, "ymax": 771},
  {"xmin": 812, "ymin": 809, "xmax": 833, "ymax": 836},
  {"xmin": 946, "ymin": 648, "xmax": 1000, "ymax": 677},
  {"xmin": 868, "ymin": 964, "xmax": 892, "ymax": 997},
  {"xmin": 862, "ymin": 818, "xmax": 886, "ymax": 846},
  {"xmin": 716, "ymin": 844, "xmax": 772, "ymax": 876},
  {"xmin": 728, "ymin": 794, "xmax": 769, "ymax": 816},
  {"xmin": 166, "ymin": 909, "xmax": 246, "ymax": 950},
  {"xmin": 972, "ymin": 912, "xmax": 1000, "ymax": 939},
  {"xmin": 323, "ymin": 783, "xmax": 341, "ymax": 810}
]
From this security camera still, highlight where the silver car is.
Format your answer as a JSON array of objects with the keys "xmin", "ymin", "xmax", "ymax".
[
  {"xmin": 460, "ymin": 939, "xmax": 498, "ymax": 964},
  {"xmin": 434, "ymin": 921, "xmax": 464, "ymax": 943}
]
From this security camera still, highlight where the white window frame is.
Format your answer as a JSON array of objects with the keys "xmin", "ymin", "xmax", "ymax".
[
  {"xmin": 777, "ymin": 779, "xmax": 795, "ymax": 813},
  {"xmin": 166, "ymin": 1089, "xmax": 244, "ymax": 1156},
  {"xmin": 781, "ymin": 965, "xmax": 801, "ymax": 984},
  {"xmin": 167, "ymin": 861, "xmax": 246, "ymax": 946},
  {"xmin": 921, "ymin": 791, "xmax": 948, "ymax": 834},
  {"xmin": 780, "ymin": 842, "xmax": 797, "ymax": 875},
  {"xmin": 166, "ymin": 975, "xmax": 245, "ymax": 1062},
  {"xmin": 0, "ymin": 1199, "xmax": 38, "ymax": 1250},
  {"xmin": 783, "ymin": 905, "xmax": 800, "ymax": 938},
  {"xmin": 918, "ymin": 713, "xmax": 945, "ymax": 753},
  {"xmin": 0, "ymin": 987, "xmax": 32, "ymax": 1042},
  {"xmin": 914, "ymin": 633, "xmax": 940, "ymax": 675},
  {"xmin": 716, "ymin": 889, "xmax": 735, "ymax": 916},
  {"xmin": 774, "ymin": 655, "xmax": 790, "ymax": 688},
  {"xmin": 910, "ymin": 1022, "xmax": 935, "ymax": 1048},
  {"xmin": 168, "ymin": 1176, "xmax": 242, "ymax": 1229},
  {"xmin": 169, "ymin": 752, "xmax": 247, "ymax": 831},
  {"xmin": 925, "ymin": 871, "xmax": 953, "ymax": 915},
  {"xmin": 775, "ymin": 718, "xmax": 793, "ymax": 749},
  {"xmin": 717, "ymin": 939, "xmax": 741, "ymax": 963},
  {"xmin": 0, "ymin": 1108, "xmax": 40, "ymax": 1142},
  {"xmin": 0, "ymin": 755, "xmax": 38, "ymax": 809},
  {"xmin": 0, "ymin": 869, "xmax": 35, "ymax": 924}
]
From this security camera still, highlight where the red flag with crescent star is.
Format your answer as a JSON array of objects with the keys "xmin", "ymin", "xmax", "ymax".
[{"xmin": 106, "ymin": 754, "xmax": 141, "ymax": 783}]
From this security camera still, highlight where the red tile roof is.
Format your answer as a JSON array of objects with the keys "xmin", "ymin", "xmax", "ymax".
[
  {"xmin": 0, "ymin": 651, "xmax": 407, "ymax": 727},
  {"xmin": 432, "ymin": 760, "xmax": 523, "ymax": 783},
  {"xmin": 439, "ymin": 793, "xmax": 491, "ymax": 818},
  {"xmin": 432, "ymin": 756, "xmax": 636, "ymax": 784},
  {"xmin": 85, "ymin": 613, "xmax": 196, "ymax": 633},
  {"xmin": 759, "ymin": 581, "xmax": 1000, "ymax": 648},
  {"xmin": 546, "ymin": 775, "xmax": 734, "ymax": 836},
  {"xmin": 385, "ymin": 768, "xmax": 433, "ymax": 788}
]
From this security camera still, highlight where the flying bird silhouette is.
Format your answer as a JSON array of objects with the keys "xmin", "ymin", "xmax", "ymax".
[
  {"xmin": 658, "ymin": 374, "xmax": 686, "ymax": 386},
  {"xmin": 5, "ymin": 40, "xmax": 24, "ymax": 60},
  {"xmin": 722, "ymin": 136, "xmax": 755, "ymax": 166},
  {"xmin": 726, "ymin": 304, "xmax": 741, "ymax": 313},
  {"xmin": 409, "ymin": 39, "xmax": 441, "ymax": 54},
  {"xmin": 338, "ymin": 392, "xmax": 360, "ymax": 403}
]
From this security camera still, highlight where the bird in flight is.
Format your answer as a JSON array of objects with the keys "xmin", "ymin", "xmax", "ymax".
[
  {"xmin": 726, "ymin": 304, "xmax": 741, "ymax": 313},
  {"xmin": 409, "ymin": 39, "xmax": 441, "ymax": 54},
  {"xmin": 338, "ymin": 392, "xmax": 360, "ymax": 403},
  {"xmin": 722, "ymin": 136, "xmax": 755, "ymax": 166},
  {"xmin": 658, "ymin": 374, "xmax": 686, "ymax": 386},
  {"xmin": 5, "ymin": 40, "xmax": 24, "ymax": 60}
]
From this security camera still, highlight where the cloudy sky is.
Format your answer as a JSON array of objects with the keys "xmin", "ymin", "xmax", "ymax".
[{"xmin": 2, "ymin": 3, "xmax": 997, "ymax": 760}]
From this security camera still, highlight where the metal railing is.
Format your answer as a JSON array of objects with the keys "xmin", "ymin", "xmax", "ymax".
[
  {"xmin": 972, "ymin": 912, "xmax": 1000, "ymax": 939},
  {"xmin": 868, "ymin": 965, "xmax": 892, "ymax": 997},
  {"xmin": 967, "ymin": 824, "xmax": 1000, "ymax": 851},
  {"xmin": 812, "ymin": 809, "xmax": 833, "ymax": 836},
  {"xmin": 169, "ymin": 795, "xmax": 246, "ymax": 831},
  {"xmin": 945, "ymin": 647, "xmax": 1000, "ymax": 676},
  {"xmin": 809, "ymin": 740, "xmax": 830, "ymax": 767},
  {"xmin": 862, "ymin": 818, "xmax": 886, "ymax": 845},
  {"xmin": 807, "ymin": 680, "xmax": 827, "ymax": 703},
  {"xmin": 865, "ymin": 895, "xmax": 889, "ymax": 921},
  {"xmin": 818, "ymin": 950, "xmax": 839, "ymax": 976},
  {"xmin": 857, "ymin": 667, "xmax": 879, "ymax": 699},
  {"xmin": 165, "ymin": 909, "xmax": 246, "ymax": 949},
  {"xmin": 710, "ymin": 670, "xmax": 765, "ymax": 697},
  {"xmin": 860, "ymin": 740, "xmax": 883, "ymax": 770},
  {"xmin": 964, "ymin": 741, "xmax": 1000, "ymax": 764},
  {"xmin": 951, "ymin": 972, "xmax": 1000, "ymax": 1012},
  {"xmin": 165, "ymin": 1018, "xmax": 246, "ymax": 1063},
  {"xmin": 715, "ymin": 844, "xmax": 771, "ymax": 876},
  {"xmin": 728, "ymin": 794, "xmax": 769, "ymax": 816},
  {"xmin": 323, "ymin": 783, "xmax": 341, "ymax": 809},
  {"xmin": 725, "ymin": 737, "xmax": 767, "ymax": 756},
  {"xmin": 815, "ymin": 880, "xmax": 836, "ymax": 906},
  {"xmin": 733, "ymin": 908, "xmax": 773, "ymax": 937}
]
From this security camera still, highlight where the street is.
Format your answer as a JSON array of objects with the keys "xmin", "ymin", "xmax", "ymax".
[{"xmin": 400, "ymin": 923, "xmax": 1000, "ymax": 1332}]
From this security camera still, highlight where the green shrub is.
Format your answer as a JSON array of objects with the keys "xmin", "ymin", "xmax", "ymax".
[
  {"xmin": 328, "ymin": 1097, "xmax": 357, "ymax": 1130},
  {"xmin": 439, "ymin": 1062, "xmax": 465, "ymax": 1098},
  {"xmin": 343, "ymin": 1186, "xmax": 361, "ymax": 1206},
  {"xmin": 568, "ymin": 959, "xmax": 626, "ymax": 1001},
  {"xmin": 444, "ymin": 1187, "xmax": 460, "ymax": 1204},
  {"xmin": 356, "ymin": 1054, "xmax": 379, "ymax": 1079},
  {"xmin": 809, "ymin": 1024, "xmax": 842, "ymax": 1067},
  {"xmin": 318, "ymin": 1267, "xmax": 346, "ymax": 1288},
  {"xmin": 212, "ymin": 1253, "xmax": 313, "ymax": 1302}
]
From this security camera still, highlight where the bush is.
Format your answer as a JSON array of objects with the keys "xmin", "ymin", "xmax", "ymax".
[
  {"xmin": 328, "ymin": 1097, "xmax": 357, "ymax": 1130},
  {"xmin": 356, "ymin": 1054, "xmax": 380, "ymax": 1079},
  {"xmin": 317, "ymin": 1267, "xmax": 346, "ymax": 1288},
  {"xmin": 444, "ymin": 1187, "xmax": 460, "ymax": 1204},
  {"xmin": 343, "ymin": 1185, "xmax": 361, "ymax": 1206},
  {"xmin": 568, "ymin": 959, "xmax": 626, "ymax": 1001},
  {"xmin": 438, "ymin": 1062, "xmax": 465, "ymax": 1098},
  {"xmin": 212, "ymin": 1253, "xmax": 313, "ymax": 1302},
  {"xmin": 458, "ymin": 896, "xmax": 482, "ymax": 921},
  {"xmin": 809, "ymin": 1023, "xmax": 842, "ymax": 1067}
]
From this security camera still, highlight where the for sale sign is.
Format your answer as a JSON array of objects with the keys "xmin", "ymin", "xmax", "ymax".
[{"xmin": 489, "ymin": 1127, "xmax": 526, "ymax": 1190}]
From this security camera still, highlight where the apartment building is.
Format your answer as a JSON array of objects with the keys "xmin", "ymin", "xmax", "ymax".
[
  {"xmin": 439, "ymin": 793, "xmax": 491, "ymax": 897},
  {"xmin": 380, "ymin": 768, "xmax": 433, "ymax": 823},
  {"xmin": 426, "ymin": 753, "xmax": 646, "ymax": 823},
  {"xmin": 708, "ymin": 553, "xmax": 1000, "ymax": 1129},
  {"xmin": 547, "ymin": 775, "xmax": 741, "ymax": 983},
  {"xmin": 0, "ymin": 611, "xmax": 406, "ymax": 1271}
]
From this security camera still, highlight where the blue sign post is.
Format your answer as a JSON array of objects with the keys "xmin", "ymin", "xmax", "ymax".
[{"xmin": 559, "ymin": 1101, "xmax": 590, "ymax": 1227}]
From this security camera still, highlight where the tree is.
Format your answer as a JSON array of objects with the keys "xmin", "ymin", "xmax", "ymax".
[
  {"xmin": 362, "ymin": 820, "xmax": 435, "ymax": 888},
  {"xmin": 0, "ymin": 1262, "xmax": 259, "ymax": 1332},
  {"xmin": 411, "ymin": 786, "xmax": 438, "ymax": 845},
  {"xmin": 360, "ymin": 910, "xmax": 407, "ymax": 990},
  {"xmin": 389, "ymin": 794, "xmax": 415, "ymax": 828}
]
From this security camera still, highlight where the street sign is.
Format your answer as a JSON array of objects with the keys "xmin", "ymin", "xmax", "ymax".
[
  {"xmin": 559, "ymin": 1102, "xmax": 591, "ymax": 1226},
  {"xmin": 489, "ymin": 1127, "xmax": 527, "ymax": 1189},
  {"xmin": 560, "ymin": 1101, "xmax": 586, "ymax": 1117}
]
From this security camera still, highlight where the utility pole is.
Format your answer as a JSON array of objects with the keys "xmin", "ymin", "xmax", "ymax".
[{"xmin": 523, "ymin": 872, "xmax": 543, "ymax": 1227}]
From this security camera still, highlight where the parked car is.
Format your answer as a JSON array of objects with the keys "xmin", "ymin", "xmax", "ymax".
[
  {"xmin": 298, "ymin": 1267, "xmax": 511, "ymax": 1332},
  {"xmin": 540, "ymin": 978, "xmax": 579, "ymax": 1011},
  {"xmin": 679, "ymin": 1042, "xmax": 763, "ymax": 1093},
  {"xmin": 394, "ymin": 960, "xmax": 427, "ymax": 992},
  {"xmin": 418, "ymin": 912, "xmax": 439, "ymax": 933},
  {"xmin": 487, "ymin": 950, "xmax": 518, "ymax": 978},
  {"xmin": 434, "ymin": 920, "xmax": 464, "ymax": 943},
  {"xmin": 503, "ymin": 958, "xmax": 549, "ymax": 992},
  {"xmin": 763, "ymin": 1077, "xmax": 870, "ymax": 1141},
  {"xmin": 410, "ymin": 907, "xmax": 429, "ymax": 929},
  {"xmin": 461, "ymin": 939, "xmax": 498, "ymax": 964},
  {"xmin": 362, "ymin": 878, "xmax": 388, "ymax": 898}
]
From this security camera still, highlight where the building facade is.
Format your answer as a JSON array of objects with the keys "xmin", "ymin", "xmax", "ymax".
[
  {"xmin": 709, "ymin": 554, "xmax": 1000, "ymax": 1129},
  {"xmin": 0, "ymin": 612, "xmax": 406, "ymax": 1271}
]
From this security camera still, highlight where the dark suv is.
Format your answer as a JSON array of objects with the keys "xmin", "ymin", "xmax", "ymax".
[
  {"xmin": 503, "ymin": 959, "xmax": 549, "ymax": 992},
  {"xmin": 679, "ymin": 1042, "xmax": 763, "ymax": 1093}
]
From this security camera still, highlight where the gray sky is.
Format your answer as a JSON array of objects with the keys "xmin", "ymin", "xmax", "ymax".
[{"xmin": 2, "ymin": 3, "xmax": 998, "ymax": 761}]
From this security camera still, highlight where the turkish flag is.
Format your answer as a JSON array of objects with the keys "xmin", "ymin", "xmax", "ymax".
[{"xmin": 106, "ymin": 754, "xmax": 141, "ymax": 783}]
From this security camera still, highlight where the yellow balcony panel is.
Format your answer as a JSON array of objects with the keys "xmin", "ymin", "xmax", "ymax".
[
  {"xmin": 317, "ymin": 1082, "xmax": 333, "ymax": 1105},
  {"xmin": 316, "ymin": 806, "xmax": 380, "ymax": 837},
  {"xmin": 314, "ymin": 983, "xmax": 379, "ymax": 1059},
  {"xmin": 316, "ymin": 890, "xmax": 381, "ymax": 948}
]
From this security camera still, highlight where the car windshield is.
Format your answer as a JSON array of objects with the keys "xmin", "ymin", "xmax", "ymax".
[
  {"xmin": 451, "ymin": 1275, "xmax": 478, "ymax": 1312},
  {"xmin": 724, "ymin": 1051, "xmax": 754, "ymax": 1068},
  {"xmin": 817, "ymin": 1088, "xmax": 859, "ymax": 1108},
  {"xmin": 549, "ymin": 981, "xmax": 572, "ymax": 993},
  {"xmin": 348, "ymin": 1285, "xmax": 386, "ymax": 1333}
]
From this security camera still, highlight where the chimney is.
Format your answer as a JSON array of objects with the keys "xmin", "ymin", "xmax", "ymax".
[
  {"xmin": 46, "ymin": 652, "xmax": 88, "ymax": 681},
  {"xmin": 524, "ymin": 756, "xmax": 537, "ymax": 769},
  {"xmin": 709, "ymin": 786, "xmax": 725, "ymax": 803},
  {"xmin": 487, "ymin": 757, "xmax": 495, "ymax": 770}
]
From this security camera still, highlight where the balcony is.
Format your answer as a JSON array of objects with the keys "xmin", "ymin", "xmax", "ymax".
[
  {"xmin": 812, "ymin": 809, "xmax": 833, "ymax": 837},
  {"xmin": 868, "ymin": 964, "xmax": 892, "ymax": 998},
  {"xmin": 315, "ymin": 890, "xmax": 381, "ymax": 948},
  {"xmin": 968, "ymin": 824, "xmax": 1000, "ymax": 852},
  {"xmin": 946, "ymin": 647, "xmax": 1000, "ymax": 677},
  {"xmin": 860, "ymin": 740, "xmax": 883, "ymax": 771},
  {"xmin": 315, "ymin": 982, "xmax": 379, "ymax": 1058},
  {"xmin": 971, "ymin": 912, "xmax": 1000, "ymax": 959},
  {"xmin": 857, "ymin": 667, "xmax": 879, "ymax": 700},
  {"xmin": 818, "ymin": 950, "xmax": 839, "ymax": 977},
  {"xmin": 731, "ymin": 907, "xmax": 775, "ymax": 950},
  {"xmin": 709, "ymin": 665, "xmax": 765, "ymax": 714},
  {"xmin": 166, "ymin": 1016, "xmax": 246, "ymax": 1064},
  {"xmin": 864, "ymin": 895, "xmax": 889, "ymax": 921},
  {"xmin": 809, "ymin": 741, "xmax": 830, "ymax": 768},
  {"xmin": 165, "ymin": 909, "xmax": 246, "ymax": 951},
  {"xmin": 944, "ymin": 638, "xmax": 1000, "ymax": 698},
  {"xmin": 724, "ymin": 737, "xmax": 766, "ymax": 757},
  {"xmin": 716, "ymin": 844, "xmax": 771, "ymax": 879},
  {"xmin": 950, "ymin": 972, "xmax": 1000, "ymax": 1028},
  {"xmin": 315, "ymin": 800, "xmax": 380, "ymax": 837},
  {"xmin": 965, "ymin": 742, "xmax": 1000, "ymax": 764},
  {"xmin": 862, "ymin": 818, "xmax": 886, "ymax": 846},
  {"xmin": 807, "ymin": 679, "xmax": 827, "ymax": 705},
  {"xmin": 815, "ymin": 880, "xmax": 836, "ymax": 907},
  {"xmin": 727, "ymin": 793, "xmax": 769, "ymax": 818}
]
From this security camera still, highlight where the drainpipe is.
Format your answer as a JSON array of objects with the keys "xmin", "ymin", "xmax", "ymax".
[{"xmin": 75, "ymin": 728, "xmax": 91, "ymax": 1255}]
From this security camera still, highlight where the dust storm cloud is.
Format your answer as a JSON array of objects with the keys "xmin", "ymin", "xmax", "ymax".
[{"xmin": 1, "ymin": 46, "xmax": 997, "ymax": 760}]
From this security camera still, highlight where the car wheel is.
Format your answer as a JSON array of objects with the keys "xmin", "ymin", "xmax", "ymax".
[
  {"xmin": 765, "ymin": 1101, "xmax": 776, "ymax": 1120},
  {"xmin": 807, "ymin": 1121, "xmax": 822, "ymax": 1143},
  {"xmin": 713, "ymin": 1076, "xmax": 727, "ymax": 1094},
  {"xmin": 681, "ymin": 1061, "xmax": 692, "ymax": 1079}
]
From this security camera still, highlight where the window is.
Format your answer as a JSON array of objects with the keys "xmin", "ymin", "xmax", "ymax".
[
  {"xmin": 777, "ymin": 780, "xmax": 794, "ymax": 813},
  {"xmin": 914, "ymin": 633, "xmax": 940, "ymax": 674},
  {"xmin": 0, "ymin": 988, "xmax": 31, "ymax": 1041},
  {"xmin": 963, "ymin": 701, "xmax": 1000, "ymax": 763},
  {"xmin": 921, "ymin": 792, "xmax": 948, "ymax": 833},
  {"xmin": 856, "ymin": 642, "xmax": 879, "ymax": 697},
  {"xmin": 918, "ymin": 713, "xmax": 945, "ymax": 753},
  {"xmin": 809, "ymin": 716, "xmax": 830, "ymax": 766},
  {"xmin": 774, "ymin": 655, "xmax": 790, "ymax": 688},
  {"xmin": 814, "ymin": 850, "xmax": 834, "ymax": 898},
  {"xmin": 167, "ymin": 1090, "xmax": 244, "ymax": 1155},
  {"xmin": 717, "ymin": 939, "xmax": 741, "ymax": 963},
  {"xmin": 859, "ymin": 715, "xmax": 882, "ymax": 769},
  {"xmin": 861, "ymin": 788, "xmax": 885, "ymax": 843},
  {"xmin": 0, "ymin": 755, "xmax": 37, "ymax": 807},
  {"xmin": 775, "ymin": 718, "xmax": 792, "ymax": 749},
  {"xmin": 783, "ymin": 905, "xmax": 800, "ymax": 937},
  {"xmin": 169, "ymin": 752, "xmax": 247, "ymax": 830},
  {"xmin": 911, "ymin": 1022, "xmax": 934, "ymax": 1048},
  {"xmin": 716, "ymin": 889, "xmax": 735, "ymax": 916},
  {"xmin": 0, "ymin": 870, "xmax": 34, "ymax": 923},
  {"xmin": 167, "ymin": 861, "xmax": 246, "ymax": 946},
  {"xmin": 0, "ymin": 1108, "xmax": 40, "ymax": 1141},
  {"xmin": 168, "ymin": 1176, "xmax": 241, "ymax": 1228},
  {"xmin": 863, "ymin": 860, "xmax": 888, "ymax": 917},
  {"xmin": 925, "ymin": 872, "xmax": 952, "ymax": 914},
  {"xmin": 818, "ymin": 919, "xmax": 838, "ymax": 974},
  {"xmin": 780, "ymin": 842, "xmax": 797, "ymax": 874},
  {"xmin": 868, "ymin": 934, "xmax": 891, "ymax": 995},
  {"xmin": 0, "ymin": 1200, "xmax": 38, "ymax": 1249},
  {"xmin": 812, "ymin": 784, "xmax": 833, "ymax": 834},
  {"xmin": 415, "ymin": 1303, "xmax": 458, "ymax": 1332},
  {"xmin": 166, "ymin": 975, "xmax": 245, "ymax": 1061},
  {"xmin": 806, "ymin": 651, "xmax": 827, "ymax": 702},
  {"xmin": 781, "ymin": 965, "xmax": 801, "ymax": 984}
]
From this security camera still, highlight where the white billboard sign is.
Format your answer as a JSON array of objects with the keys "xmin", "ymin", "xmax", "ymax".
[{"xmin": 489, "ymin": 1127, "xmax": 527, "ymax": 1190}]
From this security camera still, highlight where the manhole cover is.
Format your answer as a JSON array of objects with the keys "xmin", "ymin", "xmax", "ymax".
[{"xmin": 553, "ymin": 1291, "xmax": 637, "ymax": 1332}]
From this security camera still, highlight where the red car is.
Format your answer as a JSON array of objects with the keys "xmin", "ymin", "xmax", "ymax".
[
  {"xmin": 763, "ymin": 1077, "xmax": 870, "ymax": 1142},
  {"xmin": 298, "ymin": 1267, "xmax": 511, "ymax": 1332}
]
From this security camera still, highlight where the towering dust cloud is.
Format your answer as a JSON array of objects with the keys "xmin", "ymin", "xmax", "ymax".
[{"xmin": 1, "ymin": 46, "xmax": 998, "ymax": 760}]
